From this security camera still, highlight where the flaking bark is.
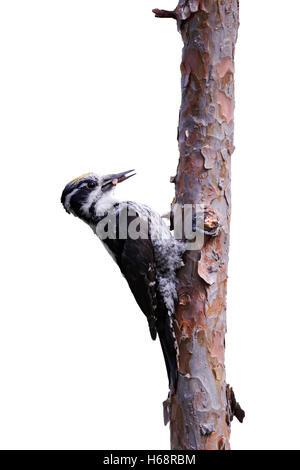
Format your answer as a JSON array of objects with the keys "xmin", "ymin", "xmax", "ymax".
[{"xmin": 153, "ymin": 0, "xmax": 243, "ymax": 450}]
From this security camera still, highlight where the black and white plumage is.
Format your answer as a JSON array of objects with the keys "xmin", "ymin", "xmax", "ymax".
[{"xmin": 61, "ymin": 170, "xmax": 184, "ymax": 390}]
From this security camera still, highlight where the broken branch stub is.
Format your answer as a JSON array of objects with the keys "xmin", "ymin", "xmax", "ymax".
[{"xmin": 152, "ymin": 9, "xmax": 177, "ymax": 19}]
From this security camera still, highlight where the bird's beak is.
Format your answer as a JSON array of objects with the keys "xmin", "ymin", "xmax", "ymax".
[{"xmin": 102, "ymin": 169, "xmax": 136, "ymax": 191}]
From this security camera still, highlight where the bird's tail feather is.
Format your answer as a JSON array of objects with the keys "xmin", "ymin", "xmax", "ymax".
[
  {"xmin": 156, "ymin": 302, "xmax": 178, "ymax": 392},
  {"xmin": 147, "ymin": 315, "xmax": 157, "ymax": 341}
]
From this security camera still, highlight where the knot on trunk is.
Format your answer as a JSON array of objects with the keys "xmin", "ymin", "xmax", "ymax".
[{"xmin": 203, "ymin": 208, "xmax": 221, "ymax": 237}]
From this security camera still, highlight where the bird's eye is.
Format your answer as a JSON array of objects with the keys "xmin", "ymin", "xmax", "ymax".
[{"xmin": 87, "ymin": 181, "xmax": 97, "ymax": 189}]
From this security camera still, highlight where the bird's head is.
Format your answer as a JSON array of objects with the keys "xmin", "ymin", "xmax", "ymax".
[{"xmin": 61, "ymin": 170, "xmax": 135, "ymax": 222}]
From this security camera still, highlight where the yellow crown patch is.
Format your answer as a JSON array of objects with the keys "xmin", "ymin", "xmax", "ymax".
[{"xmin": 69, "ymin": 173, "xmax": 89, "ymax": 185}]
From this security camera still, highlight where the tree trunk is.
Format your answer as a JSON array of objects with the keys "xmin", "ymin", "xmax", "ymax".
[{"xmin": 153, "ymin": 0, "xmax": 243, "ymax": 450}]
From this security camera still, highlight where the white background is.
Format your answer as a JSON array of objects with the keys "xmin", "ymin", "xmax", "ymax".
[{"xmin": 0, "ymin": 0, "xmax": 299, "ymax": 450}]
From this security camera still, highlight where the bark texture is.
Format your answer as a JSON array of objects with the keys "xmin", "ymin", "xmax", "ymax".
[{"xmin": 154, "ymin": 0, "xmax": 243, "ymax": 450}]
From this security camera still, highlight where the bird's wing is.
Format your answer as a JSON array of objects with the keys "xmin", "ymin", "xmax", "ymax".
[{"xmin": 119, "ymin": 237, "xmax": 158, "ymax": 341}]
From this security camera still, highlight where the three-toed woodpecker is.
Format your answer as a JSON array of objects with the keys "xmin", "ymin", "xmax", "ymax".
[{"xmin": 61, "ymin": 170, "xmax": 184, "ymax": 390}]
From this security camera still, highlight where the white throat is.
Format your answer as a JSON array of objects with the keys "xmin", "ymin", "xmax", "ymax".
[{"xmin": 95, "ymin": 191, "xmax": 118, "ymax": 215}]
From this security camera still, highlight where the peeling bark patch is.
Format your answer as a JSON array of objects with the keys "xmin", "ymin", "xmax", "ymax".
[
  {"xmin": 217, "ymin": 90, "xmax": 234, "ymax": 124},
  {"xmin": 198, "ymin": 258, "xmax": 218, "ymax": 285},
  {"xmin": 225, "ymin": 185, "xmax": 231, "ymax": 206},
  {"xmin": 201, "ymin": 145, "xmax": 216, "ymax": 170},
  {"xmin": 198, "ymin": 238, "xmax": 224, "ymax": 286},
  {"xmin": 206, "ymin": 279, "xmax": 227, "ymax": 321},
  {"xmin": 199, "ymin": 423, "xmax": 215, "ymax": 436},
  {"xmin": 211, "ymin": 329, "xmax": 225, "ymax": 364},
  {"xmin": 215, "ymin": 57, "xmax": 234, "ymax": 80},
  {"xmin": 213, "ymin": 365, "xmax": 224, "ymax": 381}
]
